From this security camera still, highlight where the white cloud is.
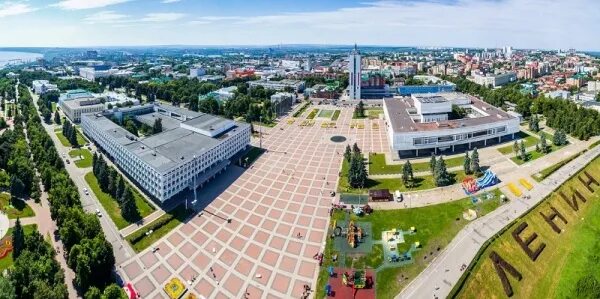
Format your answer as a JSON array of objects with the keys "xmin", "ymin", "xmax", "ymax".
[
  {"xmin": 0, "ymin": 3, "xmax": 35, "ymax": 18},
  {"xmin": 161, "ymin": 0, "xmax": 182, "ymax": 3},
  {"xmin": 53, "ymin": 0, "xmax": 131, "ymax": 10},
  {"xmin": 84, "ymin": 10, "xmax": 128, "ymax": 23},
  {"xmin": 140, "ymin": 12, "xmax": 185, "ymax": 22}
]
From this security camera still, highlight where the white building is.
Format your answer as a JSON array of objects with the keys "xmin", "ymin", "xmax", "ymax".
[
  {"xmin": 349, "ymin": 45, "xmax": 362, "ymax": 100},
  {"xmin": 383, "ymin": 92, "xmax": 520, "ymax": 157},
  {"xmin": 81, "ymin": 104, "xmax": 251, "ymax": 203},
  {"xmin": 190, "ymin": 67, "xmax": 206, "ymax": 78},
  {"xmin": 79, "ymin": 67, "xmax": 110, "ymax": 81},
  {"xmin": 587, "ymin": 81, "xmax": 600, "ymax": 92},
  {"xmin": 60, "ymin": 97, "xmax": 105, "ymax": 123},
  {"xmin": 270, "ymin": 92, "xmax": 296, "ymax": 116},
  {"xmin": 32, "ymin": 80, "xmax": 58, "ymax": 95},
  {"xmin": 248, "ymin": 79, "xmax": 305, "ymax": 92},
  {"xmin": 470, "ymin": 71, "xmax": 517, "ymax": 88}
]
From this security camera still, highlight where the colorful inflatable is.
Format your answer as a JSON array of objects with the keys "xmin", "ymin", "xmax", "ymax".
[{"xmin": 462, "ymin": 170, "xmax": 499, "ymax": 194}]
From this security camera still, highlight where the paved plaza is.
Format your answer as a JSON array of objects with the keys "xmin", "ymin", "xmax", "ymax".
[{"xmin": 119, "ymin": 106, "xmax": 388, "ymax": 298}]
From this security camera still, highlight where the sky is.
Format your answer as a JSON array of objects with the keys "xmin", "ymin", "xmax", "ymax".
[{"xmin": 0, "ymin": 0, "xmax": 599, "ymax": 50}]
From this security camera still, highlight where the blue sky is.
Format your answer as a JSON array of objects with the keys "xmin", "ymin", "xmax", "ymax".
[{"xmin": 0, "ymin": 0, "xmax": 599, "ymax": 50}]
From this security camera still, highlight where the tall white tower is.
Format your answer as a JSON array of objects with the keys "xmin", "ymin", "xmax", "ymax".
[{"xmin": 349, "ymin": 44, "xmax": 362, "ymax": 100}]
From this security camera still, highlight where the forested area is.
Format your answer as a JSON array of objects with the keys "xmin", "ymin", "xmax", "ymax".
[
  {"xmin": 445, "ymin": 76, "xmax": 600, "ymax": 140},
  {"xmin": 0, "ymin": 83, "xmax": 120, "ymax": 297}
]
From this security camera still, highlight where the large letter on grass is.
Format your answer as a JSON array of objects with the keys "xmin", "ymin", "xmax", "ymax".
[
  {"xmin": 512, "ymin": 222, "xmax": 546, "ymax": 261},
  {"xmin": 489, "ymin": 251, "xmax": 522, "ymax": 297},
  {"xmin": 577, "ymin": 171, "xmax": 599, "ymax": 193},
  {"xmin": 539, "ymin": 206, "xmax": 568, "ymax": 234},
  {"xmin": 559, "ymin": 189, "xmax": 587, "ymax": 212}
]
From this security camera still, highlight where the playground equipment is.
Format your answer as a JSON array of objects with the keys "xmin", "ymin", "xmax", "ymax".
[
  {"xmin": 342, "ymin": 270, "xmax": 372, "ymax": 289},
  {"xmin": 519, "ymin": 178, "xmax": 533, "ymax": 190},
  {"xmin": 462, "ymin": 209, "xmax": 478, "ymax": 221},
  {"xmin": 346, "ymin": 221, "xmax": 364, "ymax": 248},
  {"xmin": 328, "ymin": 266, "xmax": 334, "ymax": 277},
  {"xmin": 462, "ymin": 170, "xmax": 499, "ymax": 195}
]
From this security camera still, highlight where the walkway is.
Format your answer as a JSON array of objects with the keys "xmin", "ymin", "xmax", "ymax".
[{"xmin": 396, "ymin": 144, "xmax": 600, "ymax": 299}]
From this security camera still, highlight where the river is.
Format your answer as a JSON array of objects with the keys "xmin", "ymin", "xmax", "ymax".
[{"xmin": 0, "ymin": 51, "xmax": 43, "ymax": 68}]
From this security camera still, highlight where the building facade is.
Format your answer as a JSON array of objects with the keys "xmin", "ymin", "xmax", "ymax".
[
  {"xmin": 248, "ymin": 79, "xmax": 305, "ymax": 92},
  {"xmin": 60, "ymin": 97, "xmax": 105, "ymax": 123},
  {"xmin": 81, "ymin": 104, "xmax": 251, "ymax": 203},
  {"xmin": 383, "ymin": 93, "xmax": 520, "ymax": 157},
  {"xmin": 349, "ymin": 45, "xmax": 362, "ymax": 100},
  {"xmin": 32, "ymin": 80, "xmax": 58, "ymax": 95}
]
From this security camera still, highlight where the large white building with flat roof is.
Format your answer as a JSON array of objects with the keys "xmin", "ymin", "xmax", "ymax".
[
  {"xmin": 32, "ymin": 80, "xmax": 58, "ymax": 95},
  {"xmin": 81, "ymin": 103, "xmax": 250, "ymax": 203},
  {"xmin": 383, "ymin": 92, "xmax": 520, "ymax": 157}
]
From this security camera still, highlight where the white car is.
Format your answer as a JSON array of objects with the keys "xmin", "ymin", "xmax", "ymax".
[{"xmin": 95, "ymin": 209, "xmax": 102, "ymax": 217}]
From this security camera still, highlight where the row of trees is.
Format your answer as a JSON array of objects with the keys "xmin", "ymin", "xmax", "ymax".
[
  {"xmin": 463, "ymin": 148, "xmax": 481, "ymax": 176},
  {"xmin": 62, "ymin": 120, "xmax": 80, "ymax": 147},
  {"xmin": 92, "ymin": 153, "xmax": 140, "ymax": 221},
  {"xmin": 344, "ymin": 144, "xmax": 368, "ymax": 188},
  {"xmin": 429, "ymin": 154, "xmax": 452, "ymax": 187},
  {"xmin": 18, "ymin": 85, "xmax": 118, "ymax": 296},
  {"xmin": 354, "ymin": 101, "xmax": 366, "ymax": 118}
]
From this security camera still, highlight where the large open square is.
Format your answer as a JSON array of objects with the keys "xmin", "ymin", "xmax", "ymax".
[{"xmin": 118, "ymin": 106, "xmax": 388, "ymax": 298}]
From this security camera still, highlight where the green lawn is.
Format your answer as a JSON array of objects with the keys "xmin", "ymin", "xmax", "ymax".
[
  {"xmin": 84, "ymin": 172, "xmax": 155, "ymax": 229},
  {"xmin": 0, "ymin": 193, "xmax": 35, "ymax": 219},
  {"xmin": 589, "ymin": 140, "xmax": 600, "ymax": 149},
  {"xmin": 531, "ymin": 150, "xmax": 586, "ymax": 182},
  {"xmin": 126, "ymin": 204, "xmax": 192, "ymax": 252},
  {"xmin": 0, "ymin": 224, "xmax": 37, "ymax": 272},
  {"xmin": 69, "ymin": 148, "xmax": 93, "ymax": 168},
  {"xmin": 369, "ymin": 153, "xmax": 466, "ymax": 175},
  {"xmin": 341, "ymin": 159, "xmax": 472, "ymax": 194},
  {"xmin": 56, "ymin": 129, "xmax": 87, "ymax": 147},
  {"xmin": 454, "ymin": 157, "xmax": 600, "ymax": 299},
  {"xmin": 51, "ymin": 102, "xmax": 57, "ymax": 112},
  {"xmin": 316, "ymin": 191, "xmax": 504, "ymax": 299},
  {"xmin": 510, "ymin": 143, "xmax": 567, "ymax": 165},
  {"xmin": 317, "ymin": 109, "xmax": 334, "ymax": 118},
  {"xmin": 292, "ymin": 101, "xmax": 310, "ymax": 117},
  {"xmin": 497, "ymin": 131, "xmax": 540, "ymax": 154},
  {"xmin": 367, "ymin": 108, "xmax": 383, "ymax": 119},
  {"xmin": 332, "ymin": 110, "xmax": 341, "ymax": 121},
  {"xmin": 306, "ymin": 109, "xmax": 319, "ymax": 119}
]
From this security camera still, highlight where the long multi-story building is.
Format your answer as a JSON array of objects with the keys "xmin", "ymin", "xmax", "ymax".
[
  {"xmin": 383, "ymin": 92, "xmax": 520, "ymax": 157},
  {"xmin": 58, "ymin": 89, "xmax": 104, "ymax": 123},
  {"xmin": 470, "ymin": 71, "xmax": 517, "ymax": 88},
  {"xmin": 248, "ymin": 79, "xmax": 305, "ymax": 92},
  {"xmin": 81, "ymin": 103, "xmax": 251, "ymax": 203},
  {"xmin": 32, "ymin": 80, "xmax": 58, "ymax": 95}
]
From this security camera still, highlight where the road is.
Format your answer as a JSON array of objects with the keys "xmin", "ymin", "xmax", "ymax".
[
  {"xmin": 29, "ymin": 89, "xmax": 135, "ymax": 265},
  {"xmin": 397, "ymin": 144, "xmax": 600, "ymax": 299}
]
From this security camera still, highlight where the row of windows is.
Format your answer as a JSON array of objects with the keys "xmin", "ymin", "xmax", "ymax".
[{"xmin": 412, "ymin": 126, "xmax": 508, "ymax": 146}]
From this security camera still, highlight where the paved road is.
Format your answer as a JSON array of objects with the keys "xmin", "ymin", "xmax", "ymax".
[
  {"xmin": 397, "ymin": 144, "xmax": 600, "ymax": 299},
  {"xmin": 30, "ymin": 89, "xmax": 135, "ymax": 265}
]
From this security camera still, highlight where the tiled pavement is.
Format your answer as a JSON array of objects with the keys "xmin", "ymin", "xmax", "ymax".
[{"xmin": 119, "ymin": 106, "xmax": 389, "ymax": 298}]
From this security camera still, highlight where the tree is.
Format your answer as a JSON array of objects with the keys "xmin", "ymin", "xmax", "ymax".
[
  {"xmin": 84, "ymin": 287, "xmax": 102, "ymax": 299},
  {"xmin": 12, "ymin": 218, "xmax": 24, "ymax": 259},
  {"xmin": 116, "ymin": 176, "xmax": 125, "ymax": 201},
  {"xmin": 402, "ymin": 160, "xmax": 414, "ymax": 186},
  {"xmin": 152, "ymin": 118, "xmax": 163, "ymax": 134},
  {"xmin": 463, "ymin": 151, "xmax": 471, "ymax": 175},
  {"xmin": 344, "ymin": 145, "xmax": 352, "ymax": 162},
  {"xmin": 434, "ymin": 156, "xmax": 452, "ymax": 187},
  {"xmin": 120, "ymin": 187, "xmax": 139, "ymax": 221},
  {"xmin": 0, "ymin": 276, "xmax": 16, "ymax": 299},
  {"xmin": 0, "ymin": 117, "xmax": 6, "ymax": 129},
  {"xmin": 348, "ymin": 150, "xmax": 367, "ymax": 189},
  {"xmin": 513, "ymin": 140, "xmax": 519, "ymax": 156},
  {"xmin": 54, "ymin": 111, "xmax": 61, "ymax": 125},
  {"xmin": 102, "ymin": 284, "xmax": 125, "ymax": 299},
  {"xmin": 9, "ymin": 176, "xmax": 25, "ymax": 199},
  {"xmin": 553, "ymin": 130, "xmax": 567, "ymax": 146},
  {"xmin": 354, "ymin": 100, "xmax": 365, "ymax": 118},
  {"xmin": 470, "ymin": 148, "xmax": 481, "ymax": 174},
  {"xmin": 352, "ymin": 143, "xmax": 361, "ymax": 155},
  {"xmin": 540, "ymin": 132, "xmax": 549, "ymax": 153},
  {"xmin": 528, "ymin": 115, "xmax": 540, "ymax": 132},
  {"xmin": 520, "ymin": 140, "xmax": 528, "ymax": 161},
  {"xmin": 429, "ymin": 153, "xmax": 437, "ymax": 174}
]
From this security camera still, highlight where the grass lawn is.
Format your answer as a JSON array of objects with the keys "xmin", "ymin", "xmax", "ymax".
[
  {"xmin": 453, "ymin": 157, "xmax": 600, "ymax": 299},
  {"xmin": 532, "ymin": 150, "xmax": 586, "ymax": 182},
  {"xmin": 126, "ymin": 204, "xmax": 192, "ymax": 252},
  {"xmin": 69, "ymin": 148, "xmax": 93, "ymax": 168},
  {"xmin": 340, "ymin": 159, "xmax": 473, "ymax": 194},
  {"xmin": 332, "ymin": 110, "xmax": 341, "ymax": 121},
  {"xmin": 306, "ymin": 109, "xmax": 319, "ymax": 119},
  {"xmin": 292, "ymin": 102, "xmax": 310, "ymax": 117},
  {"xmin": 317, "ymin": 109, "xmax": 334, "ymax": 119},
  {"xmin": 51, "ymin": 102, "xmax": 57, "ymax": 112},
  {"xmin": 367, "ymin": 108, "xmax": 383, "ymax": 119},
  {"xmin": 0, "ymin": 224, "xmax": 37, "ymax": 272},
  {"xmin": 497, "ymin": 131, "xmax": 540, "ymax": 154},
  {"xmin": 510, "ymin": 143, "xmax": 567, "ymax": 165},
  {"xmin": 369, "ymin": 153, "xmax": 466, "ymax": 175},
  {"xmin": 56, "ymin": 129, "xmax": 87, "ymax": 147},
  {"xmin": 84, "ymin": 172, "xmax": 155, "ymax": 229},
  {"xmin": 589, "ymin": 140, "xmax": 600, "ymax": 149},
  {"xmin": 316, "ymin": 191, "xmax": 504, "ymax": 299},
  {"xmin": 0, "ymin": 193, "xmax": 35, "ymax": 219}
]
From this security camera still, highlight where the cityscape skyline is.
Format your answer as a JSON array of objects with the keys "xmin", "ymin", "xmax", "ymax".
[{"xmin": 0, "ymin": 0, "xmax": 599, "ymax": 50}]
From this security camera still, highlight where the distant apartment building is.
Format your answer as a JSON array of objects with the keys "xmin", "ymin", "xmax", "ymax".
[
  {"xmin": 398, "ymin": 76, "xmax": 456, "ymax": 96},
  {"xmin": 199, "ymin": 86, "xmax": 238, "ymax": 103},
  {"xmin": 226, "ymin": 69, "xmax": 255, "ymax": 79},
  {"xmin": 189, "ymin": 67, "xmax": 206, "ymax": 78},
  {"xmin": 32, "ymin": 80, "xmax": 58, "ymax": 95},
  {"xmin": 79, "ymin": 65, "xmax": 111, "ymax": 81},
  {"xmin": 248, "ymin": 79, "xmax": 305, "ymax": 92},
  {"xmin": 470, "ymin": 71, "xmax": 517, "ymax": 88},
  {"xmin": 588, "ymin": 81, "xmax": 600, "ymax": 92}
]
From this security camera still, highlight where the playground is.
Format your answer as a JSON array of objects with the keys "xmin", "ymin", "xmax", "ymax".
[
  {"xmin": 325, "ymin": 268, "xmax": 376, "ymax": 299},
  {"xmin": 317, "ymin": 190, "xmax": 507, "ymax": 299}
]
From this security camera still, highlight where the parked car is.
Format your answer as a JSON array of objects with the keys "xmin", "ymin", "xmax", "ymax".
[{"xmin": 95, "ymin": 209, "xmax": 102, "ymax": 217}]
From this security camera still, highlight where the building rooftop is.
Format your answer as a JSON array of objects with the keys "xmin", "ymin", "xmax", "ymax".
[{"xmin": 384, "ymin": 93, "xmax": 516, "ymax": 133}]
